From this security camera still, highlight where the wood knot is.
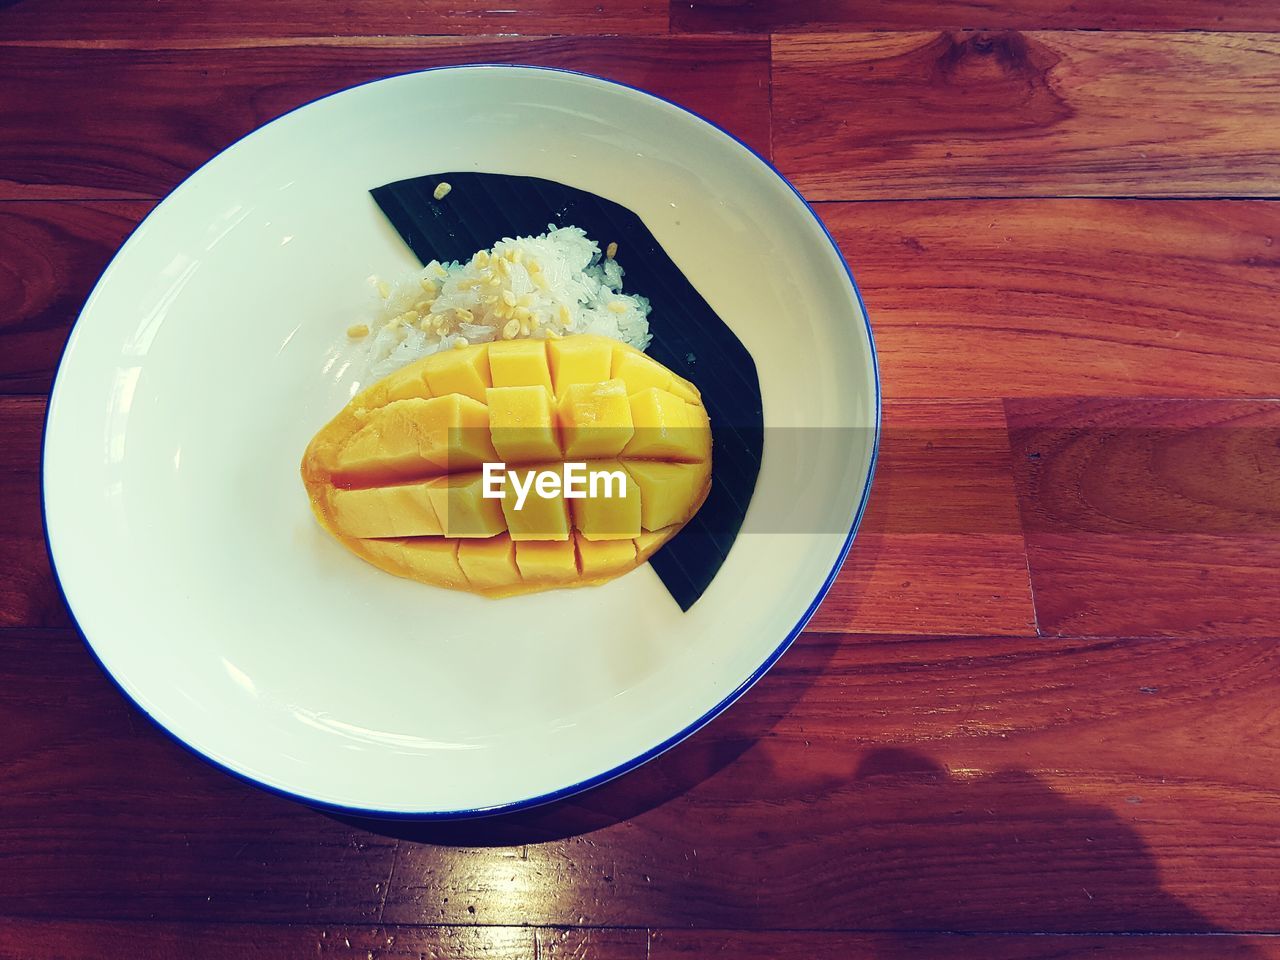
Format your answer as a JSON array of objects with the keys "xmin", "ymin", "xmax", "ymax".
[{"xmin": 929, "ymin": 30, "xmax": 1073, "ymax": 132}]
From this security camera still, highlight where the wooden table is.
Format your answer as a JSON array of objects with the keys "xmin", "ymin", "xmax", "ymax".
[{"xmin": 3, "ymin": 3, "xmax": 1279, "ymax": 957}]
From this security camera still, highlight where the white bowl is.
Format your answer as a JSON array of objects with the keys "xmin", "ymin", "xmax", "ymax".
[{"xmin": 43, "ymin": 65, "xmax": 880, "ymax": 817}]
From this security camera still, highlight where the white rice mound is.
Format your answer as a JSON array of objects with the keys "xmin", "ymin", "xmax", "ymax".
[{"xmin": 361, "ymin": 225, "xmax": 652, "ymax": 379}]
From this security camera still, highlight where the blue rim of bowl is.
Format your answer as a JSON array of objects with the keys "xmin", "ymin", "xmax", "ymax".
[{"xmin": 41, "ymin": 63, "xmax": 882, "ymax": 820}]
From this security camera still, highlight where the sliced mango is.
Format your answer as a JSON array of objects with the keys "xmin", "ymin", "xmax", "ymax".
[
  {"xmin": 612, "ymin": 340, "xmax": 699, "ymax": 402},
  {"xmin": 623, "ymin": 387, "xmax": 705, "ymax": 461},
  {"xmin": 360, "ymin": 537, "xmax": 469, "ymax": 589},
  {"xmin": 488, "ymin": 339, "xmax": 553, "ymax": 391},
  {"xmin": 486, "ymin": 385, "xmax": 560, "ymax": 464},
  {"xmin": 515, "ymin": 538, "xmax": 578, "ymax": 583},
  {"xmin": 333, "ymin": 394, "xmax": 496, "ymax": 483},
  {"xmin": 557, "ymin": 379, "xmax": 635, "ymax": 459},
  {"xmin": 426, "ymin": 473, "xmax": 507, "ymax": 538},
  {"xmin": 575, "ymin": 534, "xmax": 637, "ymax": 579},
  {"xmin": 548, "ymin": 335, "xmax": 612, "ymax": 394},
  {"xmin": 499, "ymin": 463, "xmax": 572, "ymax": 542},
  {"xmin": 570, "ymin": 460, "xmax": 641, "ymax": 541},
  {"xmin": 624, "ymin": 460, "xmax": 711, "ymax": 531},
  {"xmin": 384, "ymin": 365, "xmax": 433, "ymax": 403},
  {"xmin": 458, "ymin": 534, "xmax": 520, "ymax": 590},
  {"xmin": 301, "ymin": 334, "xmax": 712, "ymax": 597},
  {"xmin": 330, "ymin": 481, "xmax": 443, "ymax": 538},
  {"xmin": 424, "ymin": 343, "xmax": 491, "ymax": 402}
]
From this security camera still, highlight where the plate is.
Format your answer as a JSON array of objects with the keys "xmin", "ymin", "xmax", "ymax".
[{"xmin": 43, "ymin": 65, "xmax": 880, "ymax": 817}]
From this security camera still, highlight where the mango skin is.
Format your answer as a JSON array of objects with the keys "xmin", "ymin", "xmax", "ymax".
[{"xmin": 302, "ymin": 335, "xmax": 711, "ymax": 597}]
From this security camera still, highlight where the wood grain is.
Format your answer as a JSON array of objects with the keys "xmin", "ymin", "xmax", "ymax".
[
  {"xmin": 809, "ymin": 399, "xmax": 1035, "ymax": 635},
  {"xmin": 825, "ymin": 199, "xmax": 1280, "ymax": 399},
  {"xmin": 1008, "ymin": 398, "xmax": 1280, "ymax": 639},
  {"xmin": 654, "ymin": 930, "xmax": 1280, "ymax": 959},
  {"xmin": 0, "ymin": 921, "xmax": 1276, "ymax": 960},
  {"xmin": 774, "ymin": 32, "xmax": 1280, "ymax": 200},
  {"xmin": 0, "ymin": 919, "xmax": 644, "ymax": 960},
  {"xmin": 0, "ymin": 201, "xmax": 153, "ymax": 394},
  {"xmin": 0, "ymin": 37, "xmax": 769, "ymax": 199},
  {"xmin": 4, "ymin": 627, "xmax": 1278, "ymax": 931},
  {"xmin": 674, "ymin": 0, "xmax": 1280, "ymax": 32},
  {"xmin": 0, "ymin": 398, "xmax": 68, "ymax": 629},
  {"xmin": 0, "ymin": 0, "xmax": 667, "ymax": 40}
]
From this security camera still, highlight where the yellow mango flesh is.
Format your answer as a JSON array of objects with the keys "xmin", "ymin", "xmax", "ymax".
[
  {"xmin": 557, "ymin": 379, "xmax": 635, "ymax": 459},
  {"xmin": 570, "ymin": 460, "xmax": 642, "ymax": 541},
  {"xmin": 457, "ymin": 534, "xmax": 520, "ymax": 589},
  {"xmin": 515, "ymin": 538, "xmax": 579, "ymax": 583},
  {"xmin": 301, "ymin": 335, "xmax": 711, "ymax": 597},
  {"xmin": 624, "ymin": 459, "xmax": 713, "ymax": 532},
  {"xmin": 426, "ymin": 473, "xmax": 508, "ymax": 538},
  {"xmin": 499, "ymin": 463, "xmax": 572, "ymax": 542},
  {"xmin": 329, "ymin": 482, "xmax": 443, "ymax": 538},
  {"xmin": 575, "ymin": 534, "xmax": 637, "ymax": 579},
  {"xmin": 489, "ymin": 339, "xmax": 555, "ymax": 390},
  {"xmin": 486, "ymin": 385, "xmax": 560, "ymax": 464}
]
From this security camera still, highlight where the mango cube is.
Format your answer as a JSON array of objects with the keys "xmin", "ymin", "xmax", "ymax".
[
  {"xmin": 557, "ymin": 379, "xmax": 635, "ymax": 458},
  {"xmin": 488, "ymin": 339, "xmax": 553, "ymax": 390},
  {"xmin": 623, "ymin": 387, "xmax": 703, "ymax": 461},
  {"xmin": 499, "ymin": 464, "xmax": 571, "ymax": 541},
  {"xmin": 363, "ymin": 537, "xmax": 468, "ymax": 589},
  {"xmin": 329, "ymin": 481, "xmax": 443, "ymax": 538},
  {"xmin": 667, "ymin": 376, "xmax": 700, "ymax": 403},
  {"xmin": 624, "ymin": 460, "xmax": 710, "ymax": 531},
  {"xmin": 335, "ymin": 398, "xmax": 438, "ymax": 481},
  {"xmin": 486, "ymin": 385, "xmax": 561, "ymax": 464},
  {"xmin": 383, "ymin": 364, "xmax": 432, "ymax": 403},
  {"xmin": 458, "ymin": 534, "xmax": 520, "ymax": 589},
  {"xmin": 612, "ymin": 345, "xmax": 673, "ymax": 395},
  {"xmin": 424, "ymin": 343, "xmax": 491, "ymax": 402},
  {"xmin": 426, "ymin": 473, "xmax": 507, "ymax": 538},
  {"xmin": 571, "ymin": 460, "xmax": 641, "ymax": 541},
  {"xmin": 548, "ymin": 336, "xmax": 612, "ymax": 394},
  {"xmin": 515, "ymin": 538, "xmax": 578, "ymax": 583},
  {"xmin": 335, "ymin": 395, "xmax": 495, "ymax": 482},
  {"xmin": 575, "ymin": 534, "xmax": 636, "ymax": 579}
]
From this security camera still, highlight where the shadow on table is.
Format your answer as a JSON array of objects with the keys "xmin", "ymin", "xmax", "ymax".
[
  {"xmin": 330, "ymin": 522, "xmax": 887, "ymax": 846},
  {"xmin": 848, "ymin": 748, "xmax": 1257, "ymax": 955}
]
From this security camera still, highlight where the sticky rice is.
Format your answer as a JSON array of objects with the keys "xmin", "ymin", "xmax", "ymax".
[{"xmin": 360, "ymin": 226, "xmax": 652, "ymax": 378}]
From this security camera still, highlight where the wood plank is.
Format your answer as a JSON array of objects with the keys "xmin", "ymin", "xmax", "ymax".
[
  {"xmin": 674, "ymin": 0, "xmax": 1280, "ymax": 32},
  {"xmin": 774, "ymin": 32, "xmax": 1280, "ymax": 200},
  {"xmin": 0, "ymin": 398, "xmax": 68, "ymax": 629},
  {"xmin": 0, "ymin": 201, "xmax": 153, "ymax": 394},
  {"xmin": 0, "ymin": 0, "xmax": 667, "ymax": 40},
  {"xmin": 0, "ymin": 37, "xmax": 769, "ymax": 199},
  {"xmin": 5, "ymin": 626, "xmax": 1276, "ymax": 930},
  {"xmin": 0, "ymin": 919, "xmax": 644, "ymax": 960},
  {"xmin": 825, "ymin": 199, "xmax": 1280, "ymax": 399},
  {"xmin": 810, "ymin": 399, "xmax": 1035, "ymax": 635},
  {"xmin": 0, "ymin": 630, "xmax": 397, "ymax": 922},
  {"xmin": 1008, "ymin": 398, "xmax": 1280, "ymax": 639},
  {"xmin": 654, "ymin": 930, "xmax": 1280, "ymax": 959},
  {"xmin": 0, "ymin": 922, "xmax": 1276, "ymax": 960}
]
